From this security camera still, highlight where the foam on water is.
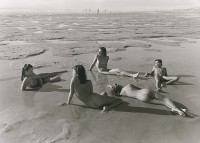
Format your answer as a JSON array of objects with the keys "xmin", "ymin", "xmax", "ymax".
[
  {"xmin": 16, "ymin": 27, "xmax": 26, "ymax": 30},
  {"xmin": 57, "ymin": 24, "xmax": 69, "ymax": 28},
  {"xmin": 34, "ymin": 31, "xmax": 44, "ymax": 34}
]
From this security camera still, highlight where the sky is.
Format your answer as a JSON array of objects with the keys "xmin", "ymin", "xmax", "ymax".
[{"xmin": 0, "ymin": 0, "xmax": 200, "ymax": 11}]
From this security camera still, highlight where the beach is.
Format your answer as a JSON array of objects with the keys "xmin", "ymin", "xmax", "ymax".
[{"xmin": 0, "ymin": 10, "xmax": 200, "ymax": 143}]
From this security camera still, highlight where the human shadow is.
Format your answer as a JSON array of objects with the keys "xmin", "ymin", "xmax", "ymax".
[
  {"xmin": 69, "ymin": 100, "xmax": 199, "ymax": 118},
  {"xmin": 114, "ymin": 101, "xmax": 172, "ymax": 115},
  {"xmin": 157, "ymin": 90, "xmax": 168, "ymax": 93},
  {"xmin": 175, "ymin": 81, "xmax": 194, "ymax": 85},
  {"xmin": 69, "ymin": 102, "xmax": 172, "ymax": 116},
  {"xmin": 0, "ymin": 76, "xmax": 20, "ymax": 82},
  {"xmin": 177, "ymin": 75, "xmax": 195, "ymax": 78},
  {"xmin": 40, "ymin": 83, "xmax": 70, "ymax": 92}
]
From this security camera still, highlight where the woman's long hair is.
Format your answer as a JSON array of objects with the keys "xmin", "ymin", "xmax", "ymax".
[
  {"xmin": 21, "ymin": 64, "xmax": 33, "ymax": 81},
  {"xmin": 99, "ymin": 47, "xmax": 107, "ymax": 56},
  {"xmin": 155, "ymin": 59, "xmax": 162, "ymax": 66},
  {"xmin": 109, "ymin": 84, "xmax": 123, "ymax": 96},
  {"xmin": 73, "ymin": 65, "xmax": 87, "ymax": 84}
]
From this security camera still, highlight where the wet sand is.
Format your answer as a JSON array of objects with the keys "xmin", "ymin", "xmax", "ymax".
[{"xmin": 0, "ymin": 10, "xmax": 200, "ymax": 143}]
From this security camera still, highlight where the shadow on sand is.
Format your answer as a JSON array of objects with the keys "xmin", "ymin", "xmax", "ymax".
[
  {"xmin": 175, "ymin": 81, "xmax": 194, "ymax": 85},
  {"xmin": 114, "ymin": 101, "xmax": 172, "ymax": 115},
  {"xmin": 70, "ymin": 102, "xmax": 172, "ymax": 116},
  {"xmin": 40, "ymin": 83, "xmax": 70, "ymax": 92},
  {"xmin": 177, "ymin": 75, "xmax": 195, "ymax": 78},
  {"xmin": 70, "ymin": 101, "xmax": 199, "ymax": 118},
  {"xmin": 0, "ymin": 76, "xmax": 20, "ymax": 82}
]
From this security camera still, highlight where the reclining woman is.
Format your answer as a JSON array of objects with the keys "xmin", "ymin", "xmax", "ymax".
[
  {"xmin": 67, "ymin": 65, "xmax": 122, "ymax": 112},
  {"xmin": 21, "ymin": 64, "xmax": 67, "ymax": 90},
  {"xmin": 106, "ymin": 83, "xmax": 187, "ymax": 116},
  {"xmin": 89, "ymin": 47, "xmax": 139, "ymax": 78}
]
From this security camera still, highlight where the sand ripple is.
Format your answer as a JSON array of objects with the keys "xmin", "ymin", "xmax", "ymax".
[{"xmin": 0, "ymin": 45, "xmax": 45, "ymax": 60}]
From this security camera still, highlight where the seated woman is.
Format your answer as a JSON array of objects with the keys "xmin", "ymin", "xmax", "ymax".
[
  {"xmin": 89, "ymin": 46, "xmax": 139, "ymax": 78},
  {"xmin": 67, "ymin": 65, "xmax": 122, "ymax": 112},
  {"xmin": 21, "ymin": 64, "xmax": 67, "ymax": 90},
  {"xmin": 145, "ymin": 59, "xmax": 179, "ymax": 91},
  {"xmin": 106, "ymin": 83, "xmax": 186, "ymax": 116}
]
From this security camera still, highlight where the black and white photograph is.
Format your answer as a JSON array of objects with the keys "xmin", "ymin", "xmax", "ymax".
[{"xmin": 0, "ymin": 0, "xmax": 200, "ymax": 143}]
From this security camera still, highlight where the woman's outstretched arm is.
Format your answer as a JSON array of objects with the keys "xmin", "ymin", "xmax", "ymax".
[
  {"xmin": 21, "ymin": 77, "xmax": 29, "ymax": 90},
  {"xmin": 145, "ymin": 67, "xmax": 155, "ymax": 77},
  {"xmin": 67, "ymin": 78, "xmax": 75, "ymax": 104},
  {"xmin": 89, "ymin": 55, "xmax": 97, "ymax": 71}
]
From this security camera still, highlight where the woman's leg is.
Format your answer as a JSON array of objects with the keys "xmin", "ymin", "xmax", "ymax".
[
  {"xmin": 92, "ymin": 93, "xmax": 122, "ymax": 112},
  {"xmin": 151, "ymin": 92, "xmax": 185, "ymax": 116},
  {"xmin": 109, "ymin": 68, "xmax": 139, "ymax": 78},
  {"xmin": 162, "ymin": 76, "xmax": 179, "ymax": 86},
  {"xmin": 50, "ymin": 70, "xmax": 68, "ymax": 77},
  {"xmin": 38, "ymin": 70, "xmax": 67, "ymax": 83},
  {"xmin": 154, "ymin": 73, "xmax": 162, "ymax": 91},
  {"xmin": 102, "ymin": 100, "xmax": 122, "ymax": 112}
]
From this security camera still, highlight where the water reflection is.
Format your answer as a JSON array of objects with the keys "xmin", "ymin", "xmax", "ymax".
[
  {"xmin": 21, "ymin": 90, "xmax": 36, "ymax": 107},
  {"xmin": 89, "ymin": 71, "xmax": 108, "ymax": 93}
]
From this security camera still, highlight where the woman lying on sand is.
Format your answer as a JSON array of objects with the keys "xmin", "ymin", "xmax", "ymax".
[
  {"xmin": 67, "ymin": 65, "xmax": 122, "ymax": 112},
  {"xmin": 89, "ymin": 47, "xmax": 139, "ymax": 78},
  {"xmin": 105, "ymin": 83, "xmax": 186, "ymax": 116},
  {"xmin": 21, "ymin": 64, "xmax": 67, "ymax": 90},
  {"xmin": 145, "ymin": 59, "xmax": 179, "ymax": 91}
]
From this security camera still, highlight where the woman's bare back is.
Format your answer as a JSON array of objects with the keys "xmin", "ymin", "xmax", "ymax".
[{"xmin": 73, "ymin": 78, "xmax": 120, "ymax": 108}]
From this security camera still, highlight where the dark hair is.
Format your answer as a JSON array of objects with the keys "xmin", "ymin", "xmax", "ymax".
[
  {"xmin": 99, "ymin": 47, "xmax": 107, "ymax": 56},
  {"xmin": 155, "ymin": 59, "xmax": 162, "ymax": 64},
  {"xmin": 21, "ymin": 64, "xmax": 33, "ymax": 81},
  {"xmin": 73, "ymin": 65, "xmax": 87, "ymax": 84},
  {"xmin": 109, "ymin": 84, "xmax": 123, "ymax": 96}
]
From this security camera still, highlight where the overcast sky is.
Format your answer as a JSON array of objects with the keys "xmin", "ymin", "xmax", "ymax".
[{"xmin": 0, "ymin": 0, "xmax": 199, "ymax": 11}]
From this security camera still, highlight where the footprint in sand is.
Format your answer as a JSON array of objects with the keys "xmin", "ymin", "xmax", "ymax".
[
  {"xmin": 36, "ymin": 112, "xmax": 53, "ymax": 119},
  {"xmin": 0, "ymin": 123, "xmax": 7, "ymax": 131},
  {"xmin": 58, "ymin": 102, "xmax": 67, "ymax": 107},
  {"xmin": 0, "ymin": 124, "xmax": 13, "ymax": 133},
  {"xmin": 112, "ymin": 57, "xmax": 122, "ymax": 61}
]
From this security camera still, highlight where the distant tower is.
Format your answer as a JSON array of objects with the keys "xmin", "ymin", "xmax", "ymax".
[{"xmin": 97, "ymin": 9, "xmax": 99, "ymax": 14}]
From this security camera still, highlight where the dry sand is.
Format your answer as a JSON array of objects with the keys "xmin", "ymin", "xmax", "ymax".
[{"xmin": 0, "ymin": 10, "xmax": 200, "ymax": 143}]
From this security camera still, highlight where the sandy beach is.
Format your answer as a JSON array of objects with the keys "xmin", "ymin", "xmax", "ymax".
[{"xmin": 0, "ymin": 10, "xmax": 200, "ymax": 143}]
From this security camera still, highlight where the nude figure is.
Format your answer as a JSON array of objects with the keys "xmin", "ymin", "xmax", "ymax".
[
  {"xmin": 89, "ymin": 47, "xmax": 139, "ymax": 78},
  {"xmin": 67, "ymin": 65, "xmax": 122, "ymax": 112}
]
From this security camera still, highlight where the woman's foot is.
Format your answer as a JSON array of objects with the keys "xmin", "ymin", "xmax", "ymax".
[
  {"xmin": 132, "ymin": 72, "xmax": 139, "ymax": 78},
  {"xmin": 101, "ymin": 106, "xmax": 109, "ymax": 113},
  {"xmin": 161, "ymin": 83, "xmax": 166, "ymax": 87},
  {"xmin": 157, "ymin": 88, "xmax": 162, "ymax": 92},
  {"xmin": 171, "ymin": 108, "xmax": 185, "ymax": 116}
]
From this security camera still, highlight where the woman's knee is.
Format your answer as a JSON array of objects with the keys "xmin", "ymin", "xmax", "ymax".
[
  {"xmin": 115, "ymin": 68, "xmax": 122, "ymax": 72},
  {"xmin": 175, "ymin": 76, "xmax": 179, "ymax": 81}
]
